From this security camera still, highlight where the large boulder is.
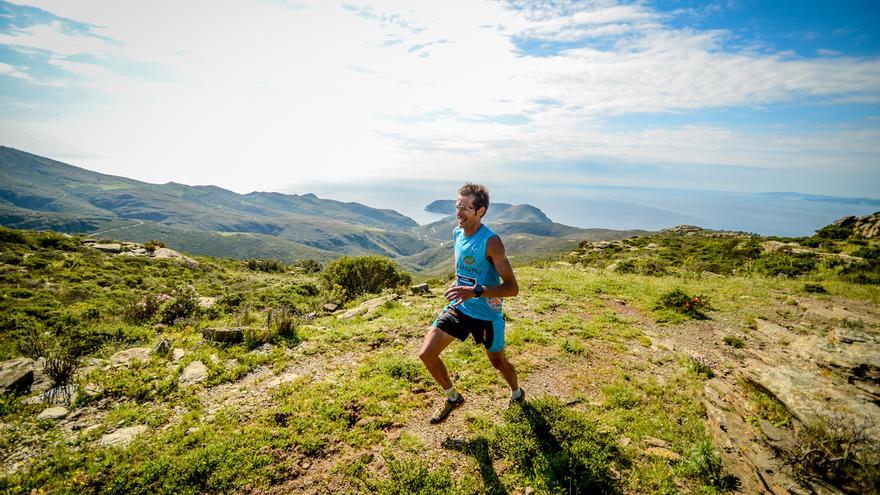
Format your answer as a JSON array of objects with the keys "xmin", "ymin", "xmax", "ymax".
[
  {"xmin": 151, "ymin": 248, "xmax": 198, "ymax": 268},
  {"xmin": 0, "ymin": 357, "xmax": 34, "ymax": 395}
]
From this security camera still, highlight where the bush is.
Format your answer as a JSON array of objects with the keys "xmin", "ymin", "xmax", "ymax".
[
  {"xmin": 322, "ymin": 256, "xmax": 412, "ymax": 300},
  {"xmin": 803, "ymin": 283, "xmax": 827, "ymax": 294},
  {"xmin": 756, "ymin": 252, "xmax": 817, "ymax": 277},
  {"xmin": 156, "ymin": 285, "xmax": 200, "ymax": 325},
  {"xmin": 722, "ymin": 335, "xmax": 745, "ymax": 348},
  {"xmin": 143, "ymin": 239, "xmax": 166, "ymax": 252},
  {"xmin": 124, "ymin": 294, "xmax": 165, "ymax": 323},
  {"xmin": 246, "ymin": 259, "xmax": 286, "ymax": 272},
  {"xmin": 0, "ymin": 227, "xmax": 29, "ymax": 245},
  {"xmin": 815, "ymin": 224, "xmax": 853, "ymax": 240},
  {"xmin": 44, "ymin": 348, "xmax": 79, "ymax": 387},
  {"xmin": 654, "ymin": 289, "xmax": 710, "ymax": 319},
  {"xmin": 293, "ymin": 259, "xmax": 323, "ymax": 273},
  {"xmin": 36, "ymin": 232, "xmax": 78, "ymax": 251},
  {"xmin": 124, "ymin": 286, "xmax": 200, "ymax": 325}
]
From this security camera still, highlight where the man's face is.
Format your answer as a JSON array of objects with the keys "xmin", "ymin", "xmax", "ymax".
[{"xmin": 455, "ymin": 194, "xmax": 481, "ymax": 228}]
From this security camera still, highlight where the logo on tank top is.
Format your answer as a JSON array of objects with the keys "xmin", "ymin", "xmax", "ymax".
[{"xmin": 462, "ymin": 255, "xmax": 476, "ymax": 266}]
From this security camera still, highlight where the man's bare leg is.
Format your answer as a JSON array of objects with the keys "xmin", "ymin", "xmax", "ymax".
[
  {"xmin": 487, "ymin": 349, "xmax": 519, "ymax": 391},
  {"xmin": 418, "ymin": 326, "xmax": 456, "ymax": 390}
]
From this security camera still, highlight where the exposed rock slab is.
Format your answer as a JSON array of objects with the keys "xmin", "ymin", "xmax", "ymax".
[{"xmin": 92, "ymin": 243, "xmax": 122, "ymax": 253}]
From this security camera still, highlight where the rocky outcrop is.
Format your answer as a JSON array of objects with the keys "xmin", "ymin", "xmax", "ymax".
[
  {"xmin": 87, "ymin": 240, "xmax": 197, "ymax": 268},
  {"xmin": 834, "ymin": 212, "xmax": 880, "ymax": 239}
]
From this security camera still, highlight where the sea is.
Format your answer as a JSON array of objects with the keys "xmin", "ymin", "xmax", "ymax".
[{"xmin": 283, "ymin": 180, "xmax": 879, "ymax": 238}]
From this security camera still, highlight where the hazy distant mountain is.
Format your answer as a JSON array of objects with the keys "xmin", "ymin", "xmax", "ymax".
[
  {"xmin": 424, "ymin": 199, "xmax": 552, "ymax": 223},
  {"xmin": 758, "ymin": 192, "xmax": 880, "ymax": 207},
  {"xmin": 0, "ymin": 146, "xmax": 645, "ymax": 272}
]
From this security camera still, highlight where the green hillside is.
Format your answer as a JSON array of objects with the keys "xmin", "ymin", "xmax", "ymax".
[
  {"xmin": 1, "ymin": 220, "xmax": 877, "ymax": 494},
  {"xmin": 0, "ymin": 147, "xmax": 642, "ymax": 271}
]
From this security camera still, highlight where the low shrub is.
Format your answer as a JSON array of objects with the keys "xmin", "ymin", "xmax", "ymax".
[
  {"xmin": 43, "ymin": 348, "xmax": 79, "ymax": 387},
  {"xmin": 143, "ymin": 239, "xmax": 166, "ymax": 252},
  {"xmin": 722, "ymin": 335, "xmax": 745, "ymax": 348},
  {"xmin": 322, "ymin": 255, "xmax": 412, "ymax": 300},
  {"xmin": 655, "ymin": 289, "xmax": 710, "ymax": 319},
  {"xmin": 683, "ymin": 440, "xmax": 737, "ymax": 490},
  {"xmin": 803, "ymin": 283, "xmax": 827, "ymax": 294},
  {"xmin": 787, "ymin": 414, "xmax": 879, "ymax": 493}
]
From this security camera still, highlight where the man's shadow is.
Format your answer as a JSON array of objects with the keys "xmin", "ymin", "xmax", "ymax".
[
  {"xmin": 442, "ymin": 400, "xmax": 621, "ymax": 495},
  {"xmin": 442, "ymin": 435, "xmax": 507, "ymax": 495}
]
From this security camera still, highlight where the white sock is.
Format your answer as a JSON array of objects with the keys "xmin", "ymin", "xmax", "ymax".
[
  {"xmin": 511, "ymin": 387, "xmax": 523, "ymax": 400},
  {"xmin": 444, "ymin": 386, "xmax": 460, "ymax": 401}
]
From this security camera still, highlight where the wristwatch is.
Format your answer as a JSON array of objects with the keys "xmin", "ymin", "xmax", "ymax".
[{"xmin": 473, "ymin": 284, "xmax": 484, "ymax": 298}]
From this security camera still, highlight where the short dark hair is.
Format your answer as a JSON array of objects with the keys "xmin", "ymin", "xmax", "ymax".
[{"xmin": 458, "ymin": 183, "xmax": 489, "ymax": 215}]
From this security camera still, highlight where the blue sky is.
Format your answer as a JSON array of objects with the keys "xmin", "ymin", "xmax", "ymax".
[{"xmin": 1, "ymin": 0, "xmax": 879, "ymax": 199}]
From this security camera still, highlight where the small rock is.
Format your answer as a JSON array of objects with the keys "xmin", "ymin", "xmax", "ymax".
[
  {"xmin": 323, "ymin": 303, "xmax": 339, "ymax": 312},
  {"xmin": 643, "ymin": 436, "xmax": 668, "ymax": 448},
  {"xmin": 197, "ymin": 297, "xmax": 216, "ymax": 309},
  {"xmin": 109, "ymin": 347, "xmax": 152, "ymax": 367},
  {"xmin": 180, "ymin": 361, "xmax": 207, "ymax": 385},
  {"xmin": 645, "ymin": 447, "xmax": 681, "ymax": 461},
  {"xmin": 619, "ymin": 437, "xmax": 631, "ymax": 447},
  {"xmin": 254, "ymin": 343, "xmax": 275, "ymax": 355},
  {"xmin": 37, "ymin": 406, "xmax": 69, "ymax": 420},
  {"xmin": 172, "ymin": 348, "xmax": 186, "ymax": 362},
  {"xmin": 410, "ymin": 283, "xmax": 431, "ymax": 295},
  {"xmin": 202, "ymin": 327, "xmax": 244, "ymax": 343},
  {"xmin": 153, "ymin": 339, "xmax": 172, "ymax": 357},
  {"xmin": 98, "ymin": 425, "xmax": 147, "ymax": 447}
]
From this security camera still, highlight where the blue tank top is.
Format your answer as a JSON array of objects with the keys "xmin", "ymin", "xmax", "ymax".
[{"xmin": 452, "ymin": 224, "xmax": 504, "ymax": 324}]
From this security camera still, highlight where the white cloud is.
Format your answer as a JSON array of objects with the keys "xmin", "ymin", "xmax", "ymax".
[
  {"xmin": 0, "ymin": 61, "xmax": 30, "ymax": 79},
  {"xmin": 1, "ymin": 0, "xmax": 878, "ymax": 194}
]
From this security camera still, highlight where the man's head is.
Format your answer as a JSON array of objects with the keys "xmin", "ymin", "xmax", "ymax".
[{"xmin": 456, "ymin": 183, "xmax": 489, "ymax": 229}]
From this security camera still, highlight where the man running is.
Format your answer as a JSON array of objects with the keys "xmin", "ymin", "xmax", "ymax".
[{"xmin": 418, "ymin": 183, "xmax": 524, "ymax": 424}]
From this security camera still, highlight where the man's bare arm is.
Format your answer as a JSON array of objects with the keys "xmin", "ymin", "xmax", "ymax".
[{"xmin": 484, "ymin": 235, "xmax": 518, "ymax": 298}]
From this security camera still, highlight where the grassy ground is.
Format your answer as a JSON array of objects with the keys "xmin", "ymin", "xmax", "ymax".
[{"xmin": 1, "ymin": 226, "xmax": 877, "ymax": 494}]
